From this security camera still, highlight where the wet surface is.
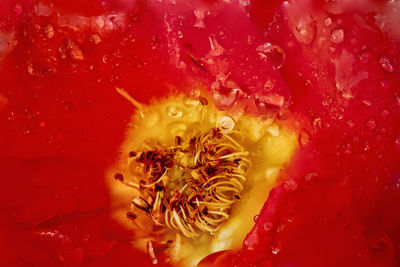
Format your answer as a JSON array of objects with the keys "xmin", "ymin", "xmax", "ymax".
[{"xmin": 0, "ymin": 0, "xmax": 400, "ymax": 266}]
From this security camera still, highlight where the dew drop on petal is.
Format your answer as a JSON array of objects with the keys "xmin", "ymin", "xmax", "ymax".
[
  {"xmin": 366, "ymin": 118, "xmax": 377, "ymax": 130},
  {"xmin": 239, "ymin": 0, "xmax": 250, "ymax": 6},
  {"xmin": 44, "ymin": 24, "xmax": 55, "ymax": 39},
  {"xmin": 324, "ymin": 17, "xmax": 332, "ymax": 26},
  {"xmin": 177, "ymin": 30, "xmax": 183, "ymax": 39},
  {"xmin": 304, "ymin": 172, "xmax": 319, "ymax": 185},
  {"xmin": 256, "ymin": 43, "xmax": 286, "ymax": 69},
  {"xmin": 263, "ymin": 221, "xmax": 273, "ymax": 232},
  {"xmin": 381, "ymin": 109, "xmax": 389, "ymax": 118},
  {"xmin": 330, "ymin": 28, "xmax": 344, "ymax": 44},
  {"xmin": 268, "ymin": 46, "xmax": 286, "ymax": 70},
  {"xmin": 293, "ymin": 17, "xmax": 316, "ymax": 45},
  {"xmin": 379, "ymin": 55, "xmax": 394, "ymax": 73},
  {"xmin": 283, "ymin": 179, "xmax": 298, "ymax": 192},
  {"xmin": 96, "ymin": 17, "xmax": 105, "ymax": 28},
  {"xmin": 253, "ymin": 215, "xmax": 259, "ymax": 223},
  {"xmin": 212, "ymin": 90, "xmax": 238, "ymax": 111},
  {"xmin": 255, "ymin": 93, "xmax": 285, "ymax": 110},
  {"xmin": 271, "ymin": 240, "xmax": 282, "ymax": 255},
  {"xmin": 166, "ymin": 106, "xmax": 182, "ymax": 118},
  {"xmin": 267, "ymin": 125, "xmax": 280, "ymax": 137},
  {"xmin": 344, "ymin": 143, "xmax": 352, "ymax": 154},
  {"xmin": 299, "ymin": 129, "xmax": 311, "ymax": 146},
  {"xmin": 218, "ymin": 116, "xmax": 235, "ymax": 133},
  {"xmin": 243, "ymin": 232, "xmax": 259, "ymax": 251},
  {"xmin": 359, "ymin": 50, "xmax": 370, "ymax": 63},
  {"xmin": 194, "ymin": 9, "xmax": 206, "ymax": 28},
  {"xmin": 208, "ymin": 35, "xmax": 224, "ymax": 57},
  {"xmin": 313, "ymin": 117, "xmax": 322, "ymax": 129},
  {"xmin": 90, "ymin": 33, "xmax": 101, "ymax": 44},
  {"xmin": 395, "ymin": 136, "xmax": 400, "ymax": 149},
  {"xmin": 183, "ymin": 98, "xmax": 199, "ymax": 107}
]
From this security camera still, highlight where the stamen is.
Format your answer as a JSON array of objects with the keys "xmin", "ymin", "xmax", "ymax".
[
  {"xmin": 115, "ymin": 87, "xmax": 143, "ymax": 111},
  {"xmin": 116, "ymin": 125, "xmax": 251, "ymax": 238}
]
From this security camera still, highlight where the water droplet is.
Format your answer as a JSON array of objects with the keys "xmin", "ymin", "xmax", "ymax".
[
  {"xmin": 218, "ymin": 116, "xmax": 235, "ymax": 133},
  {"xmin": 304, "ymin": 172, "xmax": 319, "ymax": 184},
  {"xmin": 212, "ymin": 90, "xmax": 238, "ymax": 111},
  {"xmin": 263, "ymin": 221, "xmax": 273, "ymax": 232},
  {"xmin": 239, "ymin": 0, "xmax": 250, "ymax": 6},
  {"xmin": 362, "ymin": 100, "xmax": 372, "ymax": 106},
  {"xmin": 253, "ymin": 215, "xmax": 259, "ymax": 222},
  {"xmin": 96, "ymin": 17, "xmax": 105, "ymax": 28},
  {"xmin": 243, "ymin": 232, "xmax": 259, "ymax": 251},
  {"xmin": 255, "ymin": 93, "xmax": 285, "ymax": 110},
  {"xmin": 283, "ymin": 179, "xmax": 298, "ymax": 192},
  {"xmin": 299, "ymin": 129, "xmax": 311, "ymax": 146},
  {"xmin": 150, "ymin": 36, "xmax": 160, "ymax": 50},
  {"xmin": 293, "ymin": 17, "xmax": 316, "ymax": 45},
  {"xmin": 313, "ymin": 117, "xmax": 323, "ymax": 130},
  {"xmin": 194, "ymin": 9, "xmax": 206, "ymax": 28},
  {"xmin": 263, "ymin": 79, "xmax": 275, "ymax": 91},
  {"xmin": 366, "ymin": 118, "xmax": 377, "ymax": 130},
  {"xmin": 27, "ymin": 63, "xmax": 34, "ymax": 75},
  {"xmin": 381, "ymin": 109, "xmax": 389, "ymax": 118},
  {"xmin": 379, "ymin": 55, "xmax": 394, "ymax": 73},
  {"xmin": 324, "ymin": 17, "xmax": 332, "ymax": 26},
  {"xmin": 344, "ymin": 143, "xmax": 352, "ymax": 154},
  {"xmin": 359, "ymin": 50, "xmax": 370, "ymax": 63},
  {"xmin": 271, "ymin": 240, "xmax": 282, "ymax": 255},
  {"xmin": 330, "ymin": 28, "xmax": 344, "ymax": 44},
  {"xmin": 347, "ymin": 120, "xmax": 355, "ymax": 128},
  {"xmin": 166, "ymin": 106, "xmax": 182, "ymax": 118},
  {"xmin": 395, "ymin": 136, "xmax": 400, "ymax": 149},
  {"xmin": 177, "ymin": 30, "xmax": 183, "ymax": 39},
  {"xmin": 43, "ymin": 24, "xmax": 54, "ymax": 39},
  {"xmin": 256, "ymin": 43, "xmax": 286, "ymax": 69},
  {"xmin": 90, "ymin": 33, "xmax": 101, "ymax": 44},
  {"xmin": 269, "ymin": 46, "xmax": 285, "ymax": 70},
  {"xmin": 267, "ymin": 125, "xmax": 280, "ymax": 137},
  {"xmin": 183, "ymin": 97, "xmax": 199, "ymax": 107},
  {"xmin": 208, "ymin": 35, "xmax": 224, "ymax": 57},
  {"xmin": 363, "ymin": 141, "xmax": 370, "ymax": 151}
]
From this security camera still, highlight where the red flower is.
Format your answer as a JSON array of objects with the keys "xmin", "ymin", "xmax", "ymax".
[{"xmin": 1, "ymin": 0, "xmax": 399, "ymax": 266}]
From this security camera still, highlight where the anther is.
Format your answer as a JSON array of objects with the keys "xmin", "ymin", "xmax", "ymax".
[
  {"xmin": 114, "ymin": 173, "xmax": 124, "ymax": 181},
  {"xmin": 199, "ymin": 97, "xmax": 208, "ymax": 106}
]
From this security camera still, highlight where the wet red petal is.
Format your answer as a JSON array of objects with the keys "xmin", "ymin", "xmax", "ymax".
[{"xmin": 1, "ymin": 0, "xmax": 400, "ymax": 266}]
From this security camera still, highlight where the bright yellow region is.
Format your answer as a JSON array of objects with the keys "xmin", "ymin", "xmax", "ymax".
[{"xmin": 108, "ymin": 89, "xmax": 298, "ymax": 266}]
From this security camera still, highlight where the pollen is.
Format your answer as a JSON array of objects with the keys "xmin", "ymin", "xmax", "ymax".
[
  {"xmin": 108, "ymin": 87, "xmax": 298, "ymax": 265},
  {"xmin": 117, "ymin": 126, "xmax": 250, "ymax": 238}
]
